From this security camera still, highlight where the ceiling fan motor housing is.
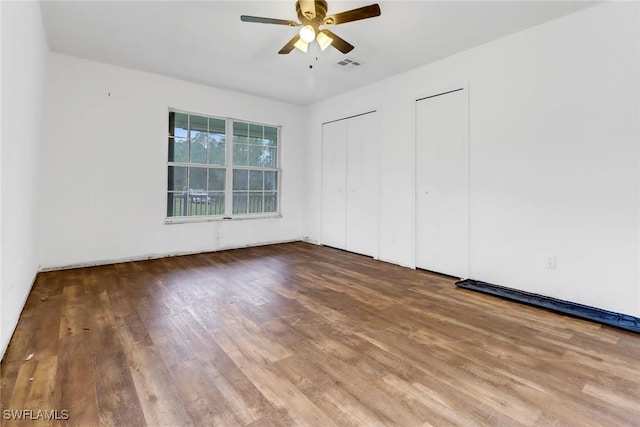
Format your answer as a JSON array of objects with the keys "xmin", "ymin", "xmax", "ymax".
[{"xmin": 296, "ymin": 0, "xmax": 329, "ymax": 24}]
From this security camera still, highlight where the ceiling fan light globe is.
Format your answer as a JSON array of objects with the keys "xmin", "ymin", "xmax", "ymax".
[
  {"xmin": 299, "ymin": 25, "xmax": 316, "ymax": 43},
  {"xmin": 317, "ymin": 31, "xmax": 333, "ymax": 50},
  {"xmin": 294, "ymin": 38, "xmax": 309, "ymax": 53}
]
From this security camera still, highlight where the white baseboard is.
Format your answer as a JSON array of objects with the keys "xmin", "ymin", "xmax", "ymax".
[{"xmin": 38, "ymin": 238, "xmax": 307, "ymax": 272}]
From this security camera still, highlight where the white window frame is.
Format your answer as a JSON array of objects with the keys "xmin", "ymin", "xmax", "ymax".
[{"xmin": 166, "ymin": 109, "xmax": 282, "ymax": 224}]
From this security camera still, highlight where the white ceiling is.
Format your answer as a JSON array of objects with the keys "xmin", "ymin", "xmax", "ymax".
[{"xmin": 40, "ymin": 0, "xmax": 599, "ymax": 105}]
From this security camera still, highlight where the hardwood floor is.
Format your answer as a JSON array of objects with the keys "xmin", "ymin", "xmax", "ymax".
[{"xmin": 2, "ymin": 242, "xmax": 640, "ymax": 426}]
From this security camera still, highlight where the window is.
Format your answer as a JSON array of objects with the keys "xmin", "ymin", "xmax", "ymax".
[{"xmin": 167, "ymin": 110, "xmax": 280, "ymax": 220}]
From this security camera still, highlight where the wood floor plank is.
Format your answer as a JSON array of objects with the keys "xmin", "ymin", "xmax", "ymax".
[
  {"xmin": 212, "ymin": 327, "xmax": 338, "ymax": 426},
  {"xmin": 169, "ymin": 359, "xmax": 239, "ymax": 425},
  {"xmin": 53, "ymin": 333, "xmax": 99, "ymax": 427},
  {"xmin": 90, "ymin": 289, "xmax": 146, "ymax": 427},
  {"xmin": 2, "ymin": 242, "xmax": 640, "ymax": 426},
  {"xmin": 115, "ymin": 314, "xmax": 194, "ymax": 427},
  {"xmin": 275, "ymin": 354, "xmax": 390, "ymax": 427}
]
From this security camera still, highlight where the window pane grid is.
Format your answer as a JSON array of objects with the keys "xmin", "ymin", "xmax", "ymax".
[
  {"xmin": 169, "ymin": 111, "xmax": 279, "ymax": 219},
  {"xmin": 231, "ymin": 168, "xmax": 279, "ymax": 216}
]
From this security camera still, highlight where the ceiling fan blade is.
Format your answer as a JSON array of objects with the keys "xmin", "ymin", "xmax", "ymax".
[
  {"xmin": 320, "ymin": 30, "xmax": 354, "ymax": 54},
  {"xmin": 298, "ymin": 0, "xmax": 316, "ymax": 20},
  {"xmin": 323, "ymin": 4, "xmax": 381, "ymax": 26},
  {"xmin": 240, "ymin": 15, "xmax": 299, "ymax": 26},
  {"xmin": 278, "ymin": 35, "xmax": 301, "ymax": 54}
]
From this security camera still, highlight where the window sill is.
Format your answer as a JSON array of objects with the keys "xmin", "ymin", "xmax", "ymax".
[{"xmin": 164, "ymin": 213, "xmax": 282, "ymax": 225}]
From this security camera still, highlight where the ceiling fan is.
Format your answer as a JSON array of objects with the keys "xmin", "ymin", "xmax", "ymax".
[{"xmin": 240, "ymin": 0, "xmax": 381, "ymax": 55}]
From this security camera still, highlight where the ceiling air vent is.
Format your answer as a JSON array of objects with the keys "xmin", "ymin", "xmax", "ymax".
[{"xmin": 336, "ymin": 57, "xmax": 363, "ymax": 70}]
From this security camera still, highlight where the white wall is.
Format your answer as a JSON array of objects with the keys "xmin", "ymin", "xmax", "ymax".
[
  {"xmin": 39, "ymin": 54, "xmax": 307, "ymax": 269},
  {"xmin": 306, "ymin": 2, "xmax": 640, "ymax": 316},
  {"xmin": 1, "ymin": 1, "xmax": 49, "ymax": 356}
]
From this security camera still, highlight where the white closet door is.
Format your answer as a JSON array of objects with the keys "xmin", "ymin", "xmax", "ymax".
[
  {"xmin": 416, "ymin": 89, "xmax": 469, "ymax": 278},
  {"xmin": 346, "ymin": 112, "xmax": 378, "ymax": 257},
  {"xmin": 321, "ymin": 119, "xmax": 348, "ymax": 249}
]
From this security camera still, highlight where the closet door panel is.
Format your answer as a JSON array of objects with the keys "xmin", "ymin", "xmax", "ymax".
[
  {"xmin": 346, "ymin": 112, "xmax": 378, "ymax": 257},
  {"xmin": 321, "ymin": 120, "xmax": 348, "ymax": 249},
  {"xmin": 416, "ymin": 89, "xmax": 469, "ymax": 277}
]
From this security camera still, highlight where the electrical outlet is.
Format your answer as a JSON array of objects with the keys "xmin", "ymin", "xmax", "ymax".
[{"xmin": 545, "ymin": 255, "xmax": 557, "ymax": 269}]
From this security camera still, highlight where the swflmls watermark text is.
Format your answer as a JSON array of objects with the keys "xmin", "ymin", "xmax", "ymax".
[{"xmin": 3, "ymin": 409, "xmax": 70, "ymax": 421}]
